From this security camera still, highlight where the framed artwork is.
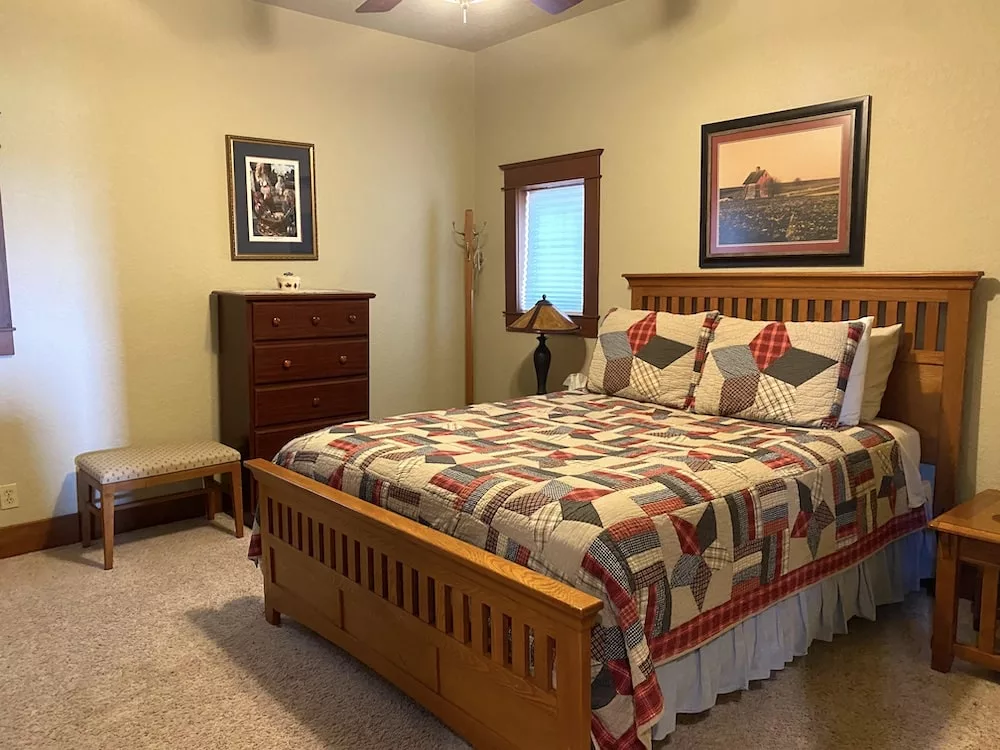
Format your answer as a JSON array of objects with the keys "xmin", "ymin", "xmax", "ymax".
[
  {"xmin": 226, "ymin": 135, "xmax": 318, "ymax": 261},
  {"xmin": 700, "ymin": 96, "xmax": 871, "ymax": 268}
]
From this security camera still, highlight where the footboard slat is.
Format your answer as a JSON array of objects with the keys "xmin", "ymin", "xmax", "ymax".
[
  {"xmin": 388, "ymin": 556, "xmax": 401, "ymax": 606},
  {"xmin": 491, "ymin": 611, "xmax": 506, "ymax": 665},
  {"xmin": 354, "ymin": 545, "xmax": 364, "ymax": 589},
  {"xmin": 512, "ymin": 619, "xmax": 528, "ymax": 677},
  {"xmin": 374, "ymin": 552, "xmax": 386, "ymax": 597},
  {"xmin": 342, "ymin": 533, "xmax": 354, "ymax": 581},
  {"xmin": 451, "ymin": 588, "xmax": 467, "ymax": 643},
  {"xmin": 250, "ymin": 459, "xmax": 602, "ymax": 750},
  {"xmin": 330, "ymin": 527, "xmax": 339, "ymax": 572},
  {"xmin": 469, "ymin": 596, "xmax": 485, "ymax": 655},
  {"xmin": 361, "ymin": 545, "xmax": 373, "ymax": 591},
  {"xmin": 419, "ymin": 572, "xmax": 434, "ymax": 624},
  {"xmin": 434, "ymin": 579, "xmax": 448, "ymax": 633},
  {"xmin": 403, "ymin": 563, "xmax": 416, "ymax": 615},
  {"xmin": 533, "ymin": 630, "xmax": 554, "ymax": 691}
]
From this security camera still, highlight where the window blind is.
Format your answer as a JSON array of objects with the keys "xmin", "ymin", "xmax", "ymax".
[{"xmin": 519, "ymin": 183, "xmax": 585, "ymax": 315}]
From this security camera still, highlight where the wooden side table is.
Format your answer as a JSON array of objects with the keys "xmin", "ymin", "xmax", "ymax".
[{"xmin": 929, "ymin": 490, "xmax": 1000, "ymax": 672}]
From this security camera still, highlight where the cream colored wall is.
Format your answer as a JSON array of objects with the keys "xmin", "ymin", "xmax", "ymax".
[
  {"xmin": 473, "ymin": 0, "xmax": 1000, "ymax": 497},
  {"xmin": 0, "ymin": 0, "xmax": 474, "ymax": 526},
  {"xmin": 4, "ymin": 0, "xmax": 998, "ymax": 527}
]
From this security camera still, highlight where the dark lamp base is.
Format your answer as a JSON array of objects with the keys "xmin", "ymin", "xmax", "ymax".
[{"xmin": 533, "ymin": 333, "xmax": 551, "ymax": 395}]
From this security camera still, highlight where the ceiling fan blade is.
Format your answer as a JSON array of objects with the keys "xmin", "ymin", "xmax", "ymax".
[
  {"xmin": 356, "ymin": 0, "xmax": 404, "ymax": 13},
  {"xmin": 530, "ymin": 0, "xmax": 584, "ymax": 14}
]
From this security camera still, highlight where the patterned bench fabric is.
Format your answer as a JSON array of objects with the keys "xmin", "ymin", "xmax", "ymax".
[
  {"xmin": 693, "ymin": 316, "xmax": 865, "ymax": 428},
  {"xmin": 587, "ymin": 308, "xmax": 718, "ymax": 409},
  {"xmin": 76, "ymin": 441, "xmax": 240, "ymax": 484},
  {"xmin": 255, "ymin": 392, "xmax": 921, "ymax": 750}
]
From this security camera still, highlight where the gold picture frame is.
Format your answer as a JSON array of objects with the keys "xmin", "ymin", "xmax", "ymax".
[{"xmin": 226, "ymin": 135, "xmax": 318, "ymax": 261}]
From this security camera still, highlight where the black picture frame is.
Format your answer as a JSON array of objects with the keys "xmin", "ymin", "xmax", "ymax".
[
  {"xmin": 699, "ymin": 96, "xmax": 871, "ymax": 268},
  {"xmin": 226, "ymin": 135, "xmax": 318, "ymax": 261}
]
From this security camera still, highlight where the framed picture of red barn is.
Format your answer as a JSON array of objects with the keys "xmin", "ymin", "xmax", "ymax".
[{"xmin": 700, "ymin": 96, "xmax": 871, "ymax": 268}]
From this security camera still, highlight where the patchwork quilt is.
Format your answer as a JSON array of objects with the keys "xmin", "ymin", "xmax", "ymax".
[{"xmin": 250, "ymin": 392, "xmax": 923, "ymax": 750}]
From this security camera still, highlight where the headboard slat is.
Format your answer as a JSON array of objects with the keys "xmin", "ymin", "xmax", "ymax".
[
  {"xmin": 926, "ymin": 302, "xmax": 941, "ymax": 354},
  {"xmin": 624, "ymin": 272, "xmax": 982, "ymax": 513},
  {"xmin": 902, "ymin": 302, "xmax": 918, "ymax": 353}
]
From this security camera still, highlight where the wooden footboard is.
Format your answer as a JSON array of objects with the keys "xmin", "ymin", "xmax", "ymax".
[{"xmin": 246, "ymin": 459, "xmax": 603, "ymax": 750}]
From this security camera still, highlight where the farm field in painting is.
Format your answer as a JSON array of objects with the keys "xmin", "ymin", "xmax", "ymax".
[{"xmin": 718, "ymin": 177, "xmax": 841, "ymax": 245}]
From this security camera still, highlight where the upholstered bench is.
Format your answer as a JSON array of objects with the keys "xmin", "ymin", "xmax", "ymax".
[{"xmin": 75, "ymin": 441, "xmax": 243, "ymax": 570}]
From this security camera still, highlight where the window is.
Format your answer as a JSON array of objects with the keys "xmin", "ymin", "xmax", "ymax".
[
  {"xmin": 520, "ymin": 183, "xmax": 585, "ymax": 314},
  {"xmin": 500, "ymin": 149, "xmax": 602, "ymax": 337},
  {"xmin": 0, "ymin": 188, "xmax": 12, "ymax": 356}
]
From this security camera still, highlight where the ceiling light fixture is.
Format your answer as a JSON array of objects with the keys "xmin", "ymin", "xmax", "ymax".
[{"xmin": 445, "ymin": 0, "xmax": 485, "ymax": 24}]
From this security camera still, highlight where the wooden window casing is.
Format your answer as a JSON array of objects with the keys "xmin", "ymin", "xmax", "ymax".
[
  {"xmin": 0, "ymin": 189, "xmax": 12, "ymax": 356},
  {"xmin": 499, "ymin": 149, "xmax": 603, "ymax": 338}
]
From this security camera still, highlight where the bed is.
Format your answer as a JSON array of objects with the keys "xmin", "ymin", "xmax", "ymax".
[{"xmin": 245, "ymin": 272, "xmax": 981, "ymax": 750}]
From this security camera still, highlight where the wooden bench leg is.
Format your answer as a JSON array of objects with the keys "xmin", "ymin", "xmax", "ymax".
[
  {"xmin": 101, "ymin": 484, "xmax": 116, "ymax": 571},
  {"xmin": 76, "ymin": 472, "xmax": 92, "ymax": 549},
  {"xmin": 229, "ymin": 463, "xmax": 244, "ymax": 539},
  {"xmin": 932, "ymin": 533, "xmax": 959, "ymax": 672},
  {"xmin": 204, "ymin": 477, "xmax": 219, "ymax": 521}
]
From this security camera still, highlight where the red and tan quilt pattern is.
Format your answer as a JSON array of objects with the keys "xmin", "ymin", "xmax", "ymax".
[{"xmin": 252, "ymin": 392, "xmax": 923, "ymax": 749}]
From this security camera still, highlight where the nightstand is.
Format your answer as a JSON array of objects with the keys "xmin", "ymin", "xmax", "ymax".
[{"xmin": 929, "ymin": 490, "xmax": 1000, "ymax": 672}]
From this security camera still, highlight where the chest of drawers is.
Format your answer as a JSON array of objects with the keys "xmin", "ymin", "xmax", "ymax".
[{"xmin": 213, "ymin": 290, "xmax": 375, "ymax": 485}]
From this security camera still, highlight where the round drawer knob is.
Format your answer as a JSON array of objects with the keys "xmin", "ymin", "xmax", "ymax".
[
  {"xmin": 282, "ymin": 359, "xmax": 293, "ymax": 370},
  {"xmin": 311, "ymin": 316, "xmax": 321, "ymax": 326},
  {"xmin": 312, "ymin": 397, "xmax": 321, "ymax": 407},
  {"xmin": 272, "ymin": 317, "xmax": 281, "ymax": 327},
  {"xmin": 348, "ymin": 313, "xmax": 358, "ymax": 324},
  {"xmin": 339, "ymin": 355, "xmax": 348, "ymax": 365}
]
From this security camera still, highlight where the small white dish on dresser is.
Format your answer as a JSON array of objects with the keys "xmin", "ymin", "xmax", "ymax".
[{"xmin": 276, "ymin": 272, "xmax": 301, "ymax": 291}]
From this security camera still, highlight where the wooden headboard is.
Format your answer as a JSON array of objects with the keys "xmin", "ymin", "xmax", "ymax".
[{"xmin": 623, "ymin": 272, "xmax": 983, "ymax": 514}]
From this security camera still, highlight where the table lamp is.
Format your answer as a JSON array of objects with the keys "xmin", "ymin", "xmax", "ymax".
[{"xmin": 508, "ymin": 295, "xmax": 580, "ymax": 395}]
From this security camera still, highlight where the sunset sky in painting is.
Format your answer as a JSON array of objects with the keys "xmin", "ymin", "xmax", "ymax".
[{"xmin": 718, "ymin": 124, "xmax": 844, "ymax": 188}]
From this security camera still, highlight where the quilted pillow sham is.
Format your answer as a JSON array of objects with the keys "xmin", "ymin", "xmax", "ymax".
[
  {"xmin": 587, "ymin": 308, "xmax": 718, "ymax": 409},
  {"xmin": 692, "ymin": 316, "xmax": 865, "ymax": 428}
]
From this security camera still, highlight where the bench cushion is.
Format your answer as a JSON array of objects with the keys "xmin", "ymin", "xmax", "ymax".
[{"xmin": 75, "ymin": 441, "xmax": 241, "ymax": 485}]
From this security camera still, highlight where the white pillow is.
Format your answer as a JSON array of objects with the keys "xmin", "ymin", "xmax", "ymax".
[
  {"xmin": 838, "ymin": 316, "xmax": 874, "ymax": 426},
  {"xmin": 860, "ymin": 324, "xmax": 903, "ymax": 422}
]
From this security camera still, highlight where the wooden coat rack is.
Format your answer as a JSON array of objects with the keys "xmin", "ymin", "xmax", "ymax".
[{"xmin": 454, "ymin": 209, "xmax": 484, "ymax": 405}]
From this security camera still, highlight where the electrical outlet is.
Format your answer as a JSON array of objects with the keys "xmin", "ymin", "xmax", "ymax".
[{"xmin": 0, "ymin": 484, "xmax": 18, "ymax": 510}]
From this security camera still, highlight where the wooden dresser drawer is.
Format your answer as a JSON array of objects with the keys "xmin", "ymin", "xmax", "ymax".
[
  {"xmin": 254, "ymin": 339, "xmax": 369, "ymax": 384},
  {"xmin": 252, "ymin": 300, "xmax": 369, "ymax": 341},
  {"xmin": 253, "ymin": 415, "xmax": 367, "ymax": 460},
  {"xmin": 255, "ymin": 377, "xmax": 369, "ymax": 427}
]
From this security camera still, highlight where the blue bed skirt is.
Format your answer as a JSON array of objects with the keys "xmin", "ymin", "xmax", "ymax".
[{"xmin": 651, "ymin": 528, "xmax": 935, "ymax": 739}]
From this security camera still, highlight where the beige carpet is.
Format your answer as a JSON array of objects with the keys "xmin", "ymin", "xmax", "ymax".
[{"xmin": 1, "ymin": 519, "xmax": 998, "ymax": 750}]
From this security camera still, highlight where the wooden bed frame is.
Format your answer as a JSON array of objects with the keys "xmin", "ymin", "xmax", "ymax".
[{"xmin": 247, "ymin": 271, "xmax": 981, "ymax": 750}]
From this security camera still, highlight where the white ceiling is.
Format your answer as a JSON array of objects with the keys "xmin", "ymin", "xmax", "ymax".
[{"xmin": 256, "ymin": 0, "xmax": 628, "ymax": 52}]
